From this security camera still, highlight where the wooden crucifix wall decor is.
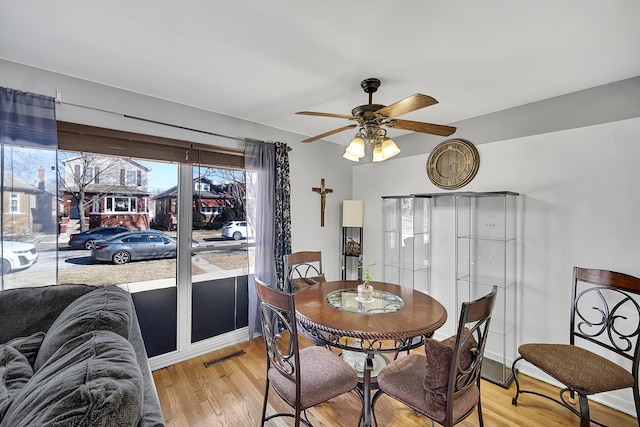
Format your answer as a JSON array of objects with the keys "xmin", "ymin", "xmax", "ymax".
[{"xmin": 312, "ymin": 178, "xmax": 333, "ymax": 227}]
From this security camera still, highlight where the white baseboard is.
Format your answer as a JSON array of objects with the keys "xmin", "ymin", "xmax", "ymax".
[{"xmin": 148, "ymin": 327, "xmax": 249, "ymax": 371}]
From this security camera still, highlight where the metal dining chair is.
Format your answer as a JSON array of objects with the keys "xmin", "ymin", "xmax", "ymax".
[
  {"xmin": 254, "ymin": 278, "xmax": 358, "ymax": 426},
  {"xmin": 371, "ymin": 286, "xmax": 497, "ymax": 427},
  {"xmin": 512, "ymin": 267, "xmax": 640, "ymax": 427},
  {"xmin": 284, "ymin": 251, "xmax": 325, "ymax": 293}
]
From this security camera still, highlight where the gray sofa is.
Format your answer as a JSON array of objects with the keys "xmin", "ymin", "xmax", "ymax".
[{"xmin": 0, "ymin": 284, "xmax": 165, "ymax": 427}]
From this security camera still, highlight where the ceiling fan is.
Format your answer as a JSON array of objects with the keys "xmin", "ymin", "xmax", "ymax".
[{"xmin": 296, "ymin": 78, "xmax": 457, "ymax": 153}]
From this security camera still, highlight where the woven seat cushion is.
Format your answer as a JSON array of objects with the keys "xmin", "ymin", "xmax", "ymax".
[
  {"xmin": 518, "ymin": 343, "xmax": 634, "ymax": 394},
  {"xmin": 268, "ymin": 345, "xmax": 358, "ymax": 409},
  {"xmin": 377, "ymin": 353, "xmax": 479, "ymax": 424}
]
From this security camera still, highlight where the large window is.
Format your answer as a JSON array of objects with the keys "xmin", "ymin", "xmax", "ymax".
[
  {"xmin": 106, "ymin": 196, "xmax": 137, "ymax": 213},
  {"xmin": 55, "ymin": 153, "xmax": 177, "ymax": 287},
  {"xmin": 3, "ymin": 120, "xmax": 249, "ymax": 363},
  {"xmin": 190, "ymin": 165, "xmax": 252, "ymax": 344}
]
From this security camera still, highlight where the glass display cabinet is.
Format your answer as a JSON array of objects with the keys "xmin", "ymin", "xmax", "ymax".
[
  {"xmin": 455, "ymin": 191, "xmax": 519, "ymax": 387},
  {"xmin": 382, "ymin": 195, "xmax": 431, "ymax": 293}
]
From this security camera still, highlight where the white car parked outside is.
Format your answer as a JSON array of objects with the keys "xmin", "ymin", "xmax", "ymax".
[
  {"xmin": 221, "ymin": 221, "xmax": 252, "ymax": 240},
  {"xmin": 1, "ymin": 241, "xmax": 38, "ymax": 274}
]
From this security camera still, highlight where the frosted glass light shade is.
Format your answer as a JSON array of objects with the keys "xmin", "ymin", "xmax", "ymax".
[
  {"xmin": 346, "ymin": 135, "xmax": 366, "ymax": 157},
  {"xmin": 381, "ymin": 137, "xmax": 400, "ymax": 159},
  {"xmin": 372, "ymin": 143, "xmax": 384, "ymax": 162},
  {"xmin": 343, "ymin": 149, "xmax": 360, "ymax": 162},
  {"xmin": 343, "ymin": 200, "xmax": 364, "ymax": 227}
]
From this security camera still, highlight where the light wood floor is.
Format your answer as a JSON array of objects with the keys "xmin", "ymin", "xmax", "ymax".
[{"xmin": 152, "ymin": 337, "xmax": 637, "ymax": 426}]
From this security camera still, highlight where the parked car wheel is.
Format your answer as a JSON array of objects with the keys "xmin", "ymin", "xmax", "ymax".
[
  {"xmin": 112, "ymin": 251, "xmax": 131, "ymax": 265},
  {"xmin": 84, "ymin": 239, "xmax": 96, "ymax": 250},
  {"xmin": 233, "ymin": 231, "xmax": 242, "ymax": 240},
  {"xmin": 1, "ymin": 259, "xmax": 11, "ymax": 274}
]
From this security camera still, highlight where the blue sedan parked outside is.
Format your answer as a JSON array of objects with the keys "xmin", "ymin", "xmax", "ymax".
[{"xmin": 68, "ymin": 226, "xmax": 130, "ymax": 250}]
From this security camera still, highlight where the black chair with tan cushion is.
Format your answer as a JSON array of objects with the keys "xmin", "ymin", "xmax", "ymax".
[
  {"xmin": 371, "ymin": 286, "xmax": 497, "ymax": 427},
  {"xmin": 284, "ymin": 251, "xmax": 325, "ymax": 293},
  {"xmin": 254, "ymin": 278, "xmax": 358, "ymax": 426},
  {"xmin": 512, "ymin": 267, "xmax": 640, "ymax": 427}
]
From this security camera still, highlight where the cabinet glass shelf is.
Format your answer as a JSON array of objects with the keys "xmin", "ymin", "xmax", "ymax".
[
  {"xmin": 382, "ymin": 195, "xmax": 431, "ymax": 294},
  {"xmin": 455, "ymin": 191, "xmax": 519, "ymax": 388}
]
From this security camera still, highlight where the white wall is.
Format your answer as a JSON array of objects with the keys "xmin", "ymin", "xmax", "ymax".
[{"xmin": 353, "ymin": 116, "xmax": 640, "ymax": 414}]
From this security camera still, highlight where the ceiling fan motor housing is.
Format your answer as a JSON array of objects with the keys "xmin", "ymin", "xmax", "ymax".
[
  {"xmin": 361, "ymin": 78, "xmax": 381, "ymax": 94},
  {"xmin": 351, "ymin": 104, "xmax": 386, "ymax": 121}
]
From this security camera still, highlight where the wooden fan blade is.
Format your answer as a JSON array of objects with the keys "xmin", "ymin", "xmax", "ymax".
[
  {"xmin": 296, "ymin": 111, "xmax": 356, "ymax": 120},
  {"xmin": 375, "ymin": 94, "xmax": 438, "ymax": 118},
  {"xmin": 391, "ymin": 119, "xmax": 456, "ymax": 137},
  {"xmin": 302, "ymin": 124, "xmax": 357, "ymax": 143}
]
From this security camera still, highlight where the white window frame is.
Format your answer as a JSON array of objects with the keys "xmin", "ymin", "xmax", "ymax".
[
  {"xmin": 126, "ymin": 170, "xmax": 137, "ymax": 186},
  {"xmin": 194, "ymin": 182, "xmax": 210, "ymax": 192},
  {"xmin": 9, "ymin": 194, "xmax": 19, "ymax": 213},
  {"xmin": 105, "ymin": 196, "xmax": 138, "ymax": 213}
]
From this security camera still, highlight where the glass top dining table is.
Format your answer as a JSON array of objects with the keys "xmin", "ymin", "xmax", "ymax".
[
  {"xmin": 325, "ymin": 287, "xmax": 405, "ymax": 314},
  {"xmin": 294, "ymin": 280, "xmax": 448, "ymax": 427}
]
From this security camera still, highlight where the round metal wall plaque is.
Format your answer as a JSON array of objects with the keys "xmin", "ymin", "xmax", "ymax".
[{"xmin": 426, "ymin": 138, "xmax": 480, "ymax": 190}]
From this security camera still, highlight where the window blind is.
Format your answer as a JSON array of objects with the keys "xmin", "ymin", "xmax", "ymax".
[{"xmin": 57, "ymin": 121, "xmax": 245, "ymax": 169}]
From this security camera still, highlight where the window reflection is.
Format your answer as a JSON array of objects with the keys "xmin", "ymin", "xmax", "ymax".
[
  {"xmin": 1, "ymin": 146, "xmax": 57, "ymax": 290},
  {"xmin": 51, "ymin": 153, "xmax": 178, "ymax": 288}
]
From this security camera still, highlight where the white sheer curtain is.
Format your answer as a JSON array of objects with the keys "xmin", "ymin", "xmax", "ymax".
[
  {"xmin": 245, "ymin": 140, "xmax": 291, "ymax": 338},
  {"xmin": 1, "ymin": 88, "xmax": 57, "ymax": 290}
]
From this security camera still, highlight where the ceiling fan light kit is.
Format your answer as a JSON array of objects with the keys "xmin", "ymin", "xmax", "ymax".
[
  {"xmin": 344, "ymin": 129, "xmax": 401, "ymax": 163},
  {"xmin": 297, "ymin": 78, "xmax": 457, "ymax": 162}
]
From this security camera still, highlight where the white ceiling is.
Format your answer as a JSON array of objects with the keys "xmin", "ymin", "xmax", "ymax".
[{"xmin": 1, "ymin": 1, "xmax": 639, "ymax": 145}]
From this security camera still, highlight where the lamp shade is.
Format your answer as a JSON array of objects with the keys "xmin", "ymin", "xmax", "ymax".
[
  {"xmin": 342, "ymin": 149, "xmax": 360, "ymax": 162},
  {"xmin": 381, "ymin": 137, "xmax": 401, "ymax": 159},
  {"xmin": 342, "ymin": 200, "xmax": 364, "ymax": 227},
  {"xmin": 371, "ymin": 143, "xmax": 384, "ymax": 162},
  {"xmin": 346, "ymin": 134, "xmax": 366, "ymax": 157}
]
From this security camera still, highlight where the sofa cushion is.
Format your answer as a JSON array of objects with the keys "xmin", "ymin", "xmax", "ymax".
[
  {"xmin": 0, "ymin": 346, "xmax": 34, "ymax": 420},
  {"xmin": 34, "ymin": 286, "xmax": 133, "ymax": 371},
  {"xmin": 0, "ymin": 330, "xmax": 143, "ymax": 427},
  {"xmin": 1, "ymin": 332, "xmax": 45, "ymax": 367},
  {"xmin": 0, "ymin": 284, "xmax": 96, "ymax": 344}
]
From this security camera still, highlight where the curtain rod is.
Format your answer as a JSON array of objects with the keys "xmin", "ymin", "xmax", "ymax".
[{"xmin": 58, "ymin": 99, "xmax": 250, "ymax": 143}]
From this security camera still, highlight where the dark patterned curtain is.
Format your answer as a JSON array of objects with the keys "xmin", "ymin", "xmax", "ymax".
[
  {"xmin": 245, "ymin": 140, "xmax": 291, "ymax": 337},
  {"xmin": 273, "ymin": 142, "xmax": 292, "ymax": 289}
]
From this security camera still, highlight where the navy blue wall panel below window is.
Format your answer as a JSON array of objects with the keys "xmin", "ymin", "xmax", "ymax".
[
  {"xmin": 131, "ymin": 287, "xmax": 177, "ymax": 357},
  {"xmin": 192, "ymin": 277, "xmax": 237, "ymax": 343}
]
